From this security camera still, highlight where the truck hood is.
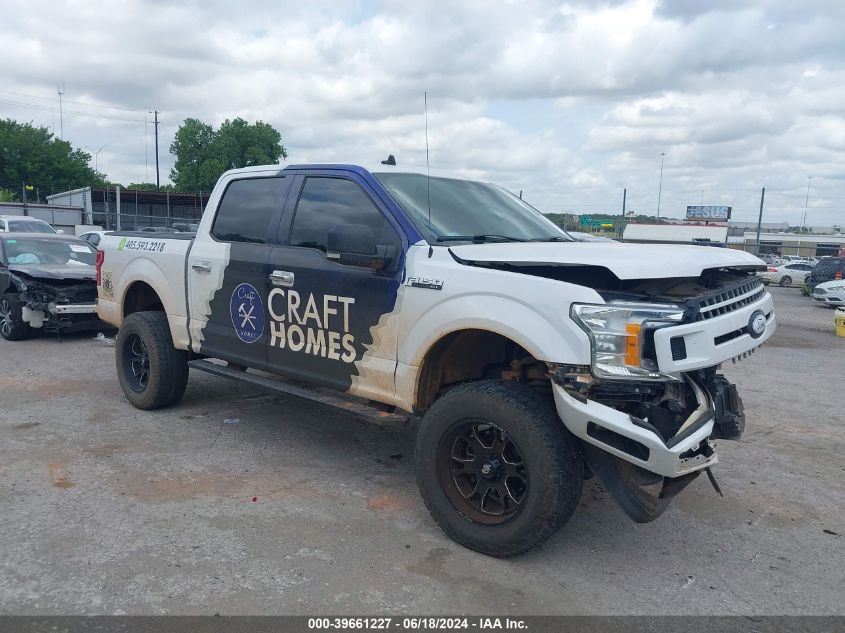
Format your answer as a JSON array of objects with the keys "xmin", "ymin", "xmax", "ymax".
[
  {"xmin": 9, "ymin": 263, "xmax": 96, "ymax": 281},
  {"xmin": 449, "ymin": 242, "xmax": 765, "ymax": 280}
]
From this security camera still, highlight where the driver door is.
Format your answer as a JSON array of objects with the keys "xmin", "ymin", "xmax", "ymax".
[{"xmin": 265, "ymin": 172, "xmax": 406, "ymax": 403}]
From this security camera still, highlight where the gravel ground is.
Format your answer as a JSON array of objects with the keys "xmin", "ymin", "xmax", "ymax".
[{"xmin": 0, "ymin": 323, "xmax": 843, "ymax": 615}]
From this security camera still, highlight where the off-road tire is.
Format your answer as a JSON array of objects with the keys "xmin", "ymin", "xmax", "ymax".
[
  {"xmin": 779, "ymin": 275, "xmax": 792, "ymax": 287},
  {"xmin": 116, "ymin": 311, "xmax": 188, "ymax": 410},
  {"xmin": 415, "ymin": 380, "xmax": 582, "ymax": 557},
  {"xmin": 0, "ymin": 294, "xmax": 31, "ymax": 341}
]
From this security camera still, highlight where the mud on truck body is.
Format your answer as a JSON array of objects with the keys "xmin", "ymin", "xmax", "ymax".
[{"xmin": 96, "ymin": 163, "xmax": 775, "ymax": 556}]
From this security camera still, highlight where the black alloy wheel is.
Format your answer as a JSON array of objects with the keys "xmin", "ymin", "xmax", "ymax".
[{"xmin": 437, "ymin": 419, "xmax": 528, "ymax": 525}]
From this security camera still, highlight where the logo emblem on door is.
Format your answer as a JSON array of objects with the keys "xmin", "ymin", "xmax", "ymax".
[{"xmin": 230, "ymin": 282, "xmax": 265, "ymax": 343}]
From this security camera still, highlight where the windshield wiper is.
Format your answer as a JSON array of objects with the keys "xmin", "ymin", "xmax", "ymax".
[
  {"xmin": 529, "ymin": 236, "xmax": 572, "ymax": 242},
  {"xmin": 435, "ymin": 234, "xmax": 526, "ymax": 243}
]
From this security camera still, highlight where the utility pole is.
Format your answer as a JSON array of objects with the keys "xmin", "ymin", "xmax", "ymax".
[
  {"xmin": 621, "ymin": 187, "xmax": 627, "ymax": 240},
  {"xmin": 153, "ymin": 110, "xmax": 160, "ymax": 190},
  {"xmin": 656, "ymin": 152, "xmax": 666, "ymax": 220},
  {"xmin": 755, "ymin": 187, "xmax": 765, "ymax": 256},
  {"xmin": 800, "ymin": 176, "xmax": 813, "ymax": 234},
  {"xmin": 57, "ymin": 83, "xmax": 65, "ymax": 139}
]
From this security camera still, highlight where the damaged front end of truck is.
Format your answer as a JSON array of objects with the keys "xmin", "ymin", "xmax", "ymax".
[{"xmin": 549, "ymin": 271, "xmax": 774, "ymax": 522}]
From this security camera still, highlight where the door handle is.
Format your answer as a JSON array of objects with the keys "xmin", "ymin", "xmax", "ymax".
[
  {"xmin": 270, "ymin": 270, "xmax": 295, "ymax": 287},
  {"xmin": 191, "ymin": 261, "xmax": 211, "ymax": 274}
]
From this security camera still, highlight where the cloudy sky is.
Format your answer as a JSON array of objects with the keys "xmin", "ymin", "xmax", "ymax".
[{"xmin": 2, "ymin": 0, "xmax": 844, "ymax": 227}]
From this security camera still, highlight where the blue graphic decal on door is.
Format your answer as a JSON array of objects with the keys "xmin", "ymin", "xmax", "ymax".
[{"xmin": 230, "ymin": 282, "xmax": 265, "ymax": 343}]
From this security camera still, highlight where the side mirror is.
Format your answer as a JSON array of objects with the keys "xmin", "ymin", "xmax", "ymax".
[{"xmin": 326, "ymin": 224, "xmax": 394, "ymax": 270}]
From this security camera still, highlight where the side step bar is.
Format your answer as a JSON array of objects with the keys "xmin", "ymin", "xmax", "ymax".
[{"xmin": 188, "ymin": 359, "xmax": 412, "ymax": 426}]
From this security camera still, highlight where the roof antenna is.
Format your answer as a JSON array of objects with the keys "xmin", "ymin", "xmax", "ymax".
[
  {"xmin": 424, "ymin": 91, "xmax": 432, "ymax": 234},
  {"xmin": 381, "ymin": 154, "xmax": 396, "ymax": 165}
]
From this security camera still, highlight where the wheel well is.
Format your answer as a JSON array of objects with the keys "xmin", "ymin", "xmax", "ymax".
[
  {"xmin": 123, "ymin": 281, "xmax": 164, "ymax": 318},
  {"xmin": 414, "ymin": 329, "xmax": 548, "ymax": 414}
]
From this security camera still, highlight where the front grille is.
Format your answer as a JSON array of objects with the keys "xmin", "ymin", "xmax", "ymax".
[{"xmin": 693, "ymin": 278, "xmax": 765, "ymax": 321}]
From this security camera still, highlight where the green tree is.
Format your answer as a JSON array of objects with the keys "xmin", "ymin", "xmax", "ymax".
[
  {"xmin": 125, "ymin": 182, "xmax": 175, "ymax": 192},
  {"xmin": 0, "ymin": 119, "xmax": 106, "ymax": 191},
  {"xmin": 169, "ymin": 117, "xmax": 287, "ymax": 192},
  {"xmin": 0, "ymin": 188, "xmax": 16, "ymax": 202}
]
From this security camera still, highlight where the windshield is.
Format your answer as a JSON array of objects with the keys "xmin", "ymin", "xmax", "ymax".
[
  {"xmin": 373, "ymin": 172, "xmax": 570, "ymax": 243},
  {"xmin": 7, "ymin": 219, "xmax": 56, "ymax": 233},
  {"xmin": 3, "ymin": 238, "xmax": 96, "ymax": 266}
]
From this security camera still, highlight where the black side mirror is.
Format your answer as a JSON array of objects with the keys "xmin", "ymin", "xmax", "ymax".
[{"xmin": 327, "ymin": 224, "xmax": 394, "ymax": 270}]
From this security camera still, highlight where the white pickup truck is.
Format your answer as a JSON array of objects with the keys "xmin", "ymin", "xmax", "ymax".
[{"xmin": 97, "ymin": 163, "xmax": 775, "ymax": 556}]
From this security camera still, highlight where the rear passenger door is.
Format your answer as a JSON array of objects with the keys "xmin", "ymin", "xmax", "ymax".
[
  {"xmin": 188, "ymin": 174, "xmax": 291, "ymax": 369},
  {"xmin": 265, "ymin": 172, "xmax": 406, "ymax": 402}
]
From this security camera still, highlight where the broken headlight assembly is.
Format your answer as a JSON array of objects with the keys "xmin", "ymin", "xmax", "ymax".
[{"xmin": 571, "ymin": 301, "xmax": 685, "ymax": 381}]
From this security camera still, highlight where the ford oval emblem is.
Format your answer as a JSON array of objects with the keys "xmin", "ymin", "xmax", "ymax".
[{"xmin": 748, "ymin": 310, "xmax": 767, "ymax": 339}]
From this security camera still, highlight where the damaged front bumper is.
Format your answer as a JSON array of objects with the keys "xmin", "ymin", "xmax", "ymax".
[
  {"xmin": 22, "ymin": 300, "xmax": 101, "ymax": 332},
  {"xmin": 551, "ymin": 377, "xmax": 717, "ymax": 479},
  {"xmin": 550, "ymin": 369, "xmax": 746, "ymax": 522}
]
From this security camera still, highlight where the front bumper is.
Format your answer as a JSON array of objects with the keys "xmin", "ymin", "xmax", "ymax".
[
  {"xmin": 552, "ymin": 378, "xmax": 717, "ymax": 478},
  {"xmin": 651, "ymin": 290, "xmax": 775, "ymax": 373}
]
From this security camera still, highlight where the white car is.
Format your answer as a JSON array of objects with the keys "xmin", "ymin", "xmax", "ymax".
[
  {"xmin": 812, "ymin": 279, "xmax": 845, "ymax": 307},
  {"xmin": 0, "ymin": 215, "xmax": 58, "ymax": 234},
  {"xmin": 759, "ymin": 262, "xmax": 814, "ymax": 287}
]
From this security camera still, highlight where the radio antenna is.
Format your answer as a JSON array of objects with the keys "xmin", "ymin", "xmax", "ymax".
[{"xmin": 424, "ymin": 91, "xmax": 432, "ymax": 231}]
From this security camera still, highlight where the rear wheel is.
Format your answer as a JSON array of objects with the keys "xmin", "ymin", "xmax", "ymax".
[
  {"xmin": 415, "ymin": 380, "xmax": 582, "ymax": 557},
  {"xmin": 116, "ymin": 311, "xmax": 188, "ymax": 409},
  {"xmin": 0, "ymin": 294, "xmax": 31, "ymax": 341},
  {"xmin": 779, "ymin": 275, "xmax": 792, "ymax": 287}
]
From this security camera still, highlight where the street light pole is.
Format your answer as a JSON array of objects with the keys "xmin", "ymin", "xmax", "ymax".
[
  {"xmin": 800, "ymin": 176, "xmax": 813, "ymax": 234},
  {"xmin": 94, "ymin": 145, "xmax": 106, "ymax": 172},
  {"xmin": 657, "ymin": 152, "xmax": 666, "ymax": 219}
]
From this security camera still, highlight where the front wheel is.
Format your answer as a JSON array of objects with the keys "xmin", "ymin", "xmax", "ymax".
[
  {"xmin": 779, "ymin": 275, "xmax": 792, "ymax": 287},
  {"xmin": 0, "ymin": 294, "xmax": 31, "ymax": 341},
  {"xmin": 415, "ymin": 380, "xmax": 582, "ymax": 557},
  {"xmin": 116, "ymin": 311, "xmax": 188, "ymax": 410}
]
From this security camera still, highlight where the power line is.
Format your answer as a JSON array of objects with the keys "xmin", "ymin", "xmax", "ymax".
[
  {"xmin": 0, "ymin": 99, "xmax": 145, "ymax": 124},
  {"xmin": 0, "ymin": 88, "xmax": 148, "ymax": 113}
]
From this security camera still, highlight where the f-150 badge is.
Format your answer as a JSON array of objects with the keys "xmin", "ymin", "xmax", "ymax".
[{"xmin": 230, "ymin": 282, "xmax": 265, "ymax": 343}]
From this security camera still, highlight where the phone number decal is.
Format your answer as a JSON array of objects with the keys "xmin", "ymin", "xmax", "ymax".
[{"xmin": 118, "ymin": 238, "xmax": 166, "ymax": 253}]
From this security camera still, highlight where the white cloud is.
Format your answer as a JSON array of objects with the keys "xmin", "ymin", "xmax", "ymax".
[{"xmin": 0, "ymin": 0, "xmax": 844, "ymax": 226}]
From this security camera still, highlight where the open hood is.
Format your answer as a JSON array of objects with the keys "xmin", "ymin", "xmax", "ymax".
[
  {"xmin": 449, "ymin": 242, "xmax": 765, "ymax": 280},
  {"xmin": 9, "ymin": 264, "xmax": 96, "ymax": 282}
]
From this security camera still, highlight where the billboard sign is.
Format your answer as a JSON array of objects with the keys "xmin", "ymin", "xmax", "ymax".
[{"xmin": 686, "ymin": 205, "xmax": 731, "ymax": 220}]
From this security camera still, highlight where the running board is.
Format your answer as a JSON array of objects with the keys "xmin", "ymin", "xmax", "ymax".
[{"xmin": 188, "ymin": 360, "xmax": 412, "ymax": 426}]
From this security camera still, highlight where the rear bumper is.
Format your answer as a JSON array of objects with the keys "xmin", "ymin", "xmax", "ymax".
[{"xmin": 551, "ymin": 379, "xmax": 718, "ymax": 478}]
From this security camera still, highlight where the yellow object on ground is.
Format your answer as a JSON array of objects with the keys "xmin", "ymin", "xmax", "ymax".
[{"xmin": 835, "ymin": 308, "xmax": 845, "ymax": 337}]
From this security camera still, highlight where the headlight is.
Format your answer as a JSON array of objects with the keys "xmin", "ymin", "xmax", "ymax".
[{"xmin": 571, "ymin": 301, "xmax": 685, "ymax": 381}]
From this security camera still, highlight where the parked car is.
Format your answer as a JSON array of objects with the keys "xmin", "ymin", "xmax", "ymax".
[
  {"xmin": 804, "ymin": 256, "xmax": 845, "ymax": 292},
  {"xmin": 139, "ymin": 226, "xmax": 177, "ymax": 233},
  {"xmin": 0, "ymin": 215, "xmax": 58, "ymax": 234},
  {"xmin": 812, "ymin": 279, "xmax": 845, "ymax": 308},
  {"xmin": 758, "ymin": 262, "xmax": 814, "ymax": 287},
  {"xmin": 78, "ymin": 230, "xmax": 108, "ymax": 247},
  {"xmin": 96, "ymin": 162, "xmax": 774, "ymax": 556},
  {"xmin": 0, "ymin": 233, "xmax": 102, "ymax": 340}
]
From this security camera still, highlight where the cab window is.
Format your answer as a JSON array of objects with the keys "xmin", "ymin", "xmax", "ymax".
[
  {"xmin": 289, "ymin": 177, "xmax": 400, "ymax": 265},
  {"xmin": 212, "ymin": 177, "xmax": 287, "ymax": 244}
]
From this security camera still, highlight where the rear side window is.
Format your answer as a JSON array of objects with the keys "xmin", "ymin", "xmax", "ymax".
[
  {"xmin": 212, "ymin": 177, "xmax": 286, "ymax": 244},
  {"xmin": 289, "ymin": 177, "xmax": 399, "ymax": 253},
  {"xmin": 814, "ymin": 258, "xmax": 843, "ymax": 274}
]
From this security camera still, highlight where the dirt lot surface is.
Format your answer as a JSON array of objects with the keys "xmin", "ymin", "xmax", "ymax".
[{"xmin": 0, "ymin": 324, "xmax": 843, "ymax": 615}]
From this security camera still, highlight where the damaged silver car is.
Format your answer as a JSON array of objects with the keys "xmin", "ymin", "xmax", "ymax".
[{"xmin": 0, "ymin": 233, "xmax": 102, "ymax": 341}]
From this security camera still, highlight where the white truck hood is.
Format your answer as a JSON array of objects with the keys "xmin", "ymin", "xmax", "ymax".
[{"xmin": 449, "ymin": 242, "xmax": 765, "ymax": 280}]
